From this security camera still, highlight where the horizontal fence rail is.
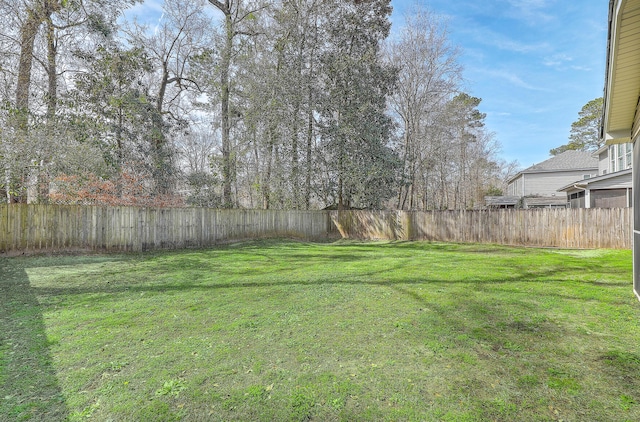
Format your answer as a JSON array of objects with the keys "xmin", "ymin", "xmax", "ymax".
[
  {"xmin": 329, "ymin": 208, "xmax": 633, "ymax": 249},
  {"xmin": 0, "ymin": 205, "xmax": 632, "ymax": 253}
]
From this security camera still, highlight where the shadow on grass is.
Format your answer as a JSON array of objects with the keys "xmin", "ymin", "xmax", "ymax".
[
  {"xmin": 30, "ymin": 252, "xmax": 629, "ymax": 301},
  {"xmin": 0, "ymin": 259, "xmax": 68, "ymax": 421}
]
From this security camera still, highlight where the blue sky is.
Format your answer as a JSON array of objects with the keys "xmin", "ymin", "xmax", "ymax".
[
  {"xmin": 390, "ymin": 0, "xmax": 610, "ymax": 168},
  {"xmin": 125, "ymin": 0, "xmax": 610, "ymax": 169}
]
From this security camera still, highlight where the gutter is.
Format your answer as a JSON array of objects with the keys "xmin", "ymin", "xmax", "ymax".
[
  {"xmin": 557, "ymin": 183, "xmax": 587, "ymax": 193},
  {"xmin": 602, "ymin": 0, "xmax": 629, "ymax": 144},
  {"xmin": 506, "ymin": 167, "xmax": 599, "ymax": 185},
  {"xmin": 557, "ymin": 168, "xmax": 632, "ymax": 191},
  {"xmin": 600, "ymin": 0, "xmax": 615, "ymax": 142}
]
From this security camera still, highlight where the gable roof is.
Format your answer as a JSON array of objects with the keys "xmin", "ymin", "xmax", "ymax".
[
  {"xmin": 523, "ymin": 150, "xmax": 599, "ymax": 172},
  {"xmin": 508, "ymin": 150, "xmax": 599, "ymax": 183}
]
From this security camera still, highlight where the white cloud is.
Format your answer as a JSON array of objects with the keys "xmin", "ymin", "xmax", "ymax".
[
  {"xmin": 487, "ymin": 111, "xmax": 513, "ymax": 117},
  {"xmin": 466, "ymin": 26, "xmax": 550, "ymax": 54},
  {"xmin": 481, "ymin": 68, "xmax": 551, "ymax": 92},
  {"xmin": 506, "ymin": 0, "xmax": 549, "ymax": 8},
  {"xmin": 121, "ymin": 0, "xmax": 165, "ymax": 25},
  {"xmin": 504, "ymin": 0, "xmax": 555, "ymax": 25},
  {"xmin": 542, "ymin": 54, "xmax": 592, "ymax": 72},
  {"xmin": 542, "ymin": 53, "xmax": 573, "ymax": 67}
]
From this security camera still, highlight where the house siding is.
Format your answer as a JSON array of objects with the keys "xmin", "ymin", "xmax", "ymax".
[
  {"xmin": 598, "ymin": 149, "xmax": 609, "ymax": 175},
  {"xmin": 522, "ymin": 170, "xmax": 596, "ymax": 197},
  {"xmin": 507, "ymin": 175, "xmax": 523, "ymax": 196},
  {"xmin": 560, "ymin": 171, "xmax": 632, "ymax": 209},
  {"xmin": 584, "ymin": 177, "xmax": 631, "ymax": 190}
]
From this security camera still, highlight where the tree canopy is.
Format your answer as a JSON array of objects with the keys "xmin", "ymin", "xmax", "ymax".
[
  {"xmin": 0, "ymin": 0, "xmax": 510, "ymax": 210},
  {"xmin": 550, "ymin": 97, "xmax": 604, "ymax": 156}
]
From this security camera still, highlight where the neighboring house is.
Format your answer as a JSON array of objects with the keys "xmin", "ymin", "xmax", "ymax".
[
  {"xmin": 522, "ymin": 197, "xmax": 570, "ymax": 209},
  {"xmin": 602, "ymin": 0, "xmax": 640, "ymax": 298},
  {"xmin": 595, "ymin": 142, "xmax": 633, "ymax": 175},
  {"xmin": 558, "ymin": 143, "xmax": 633, "ymax": 208},
  {"xmin": 506, "ymin": 150, "xmax": 598, "ymax": 208},
  {"xmin": 559, "ymin": 169, "xmax": 632, "ymax": 208},
  {"xmin": 484, "ymin": 196, "xmax": 519, "ymax": 209}
]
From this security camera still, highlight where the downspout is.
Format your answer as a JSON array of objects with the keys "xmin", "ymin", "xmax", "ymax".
[{"xmin": 585, "ymin": 188, "xmax": 591, "ymax": 208}]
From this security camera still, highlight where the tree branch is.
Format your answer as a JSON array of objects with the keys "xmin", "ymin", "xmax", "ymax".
[
  {"xmin": 166, "ymin": 76, "xmax": 203, "ymax": 93},
  {"xmin": 236, "ymin": 5, "xmax": 268, "ymax": 24},
  {"xmin": 234, "ymin": 29, "xmax": 263, "ymax": 37},
  {"xmin": 206, "ymin": 0, "xmax": 227, "ymax": 13}
]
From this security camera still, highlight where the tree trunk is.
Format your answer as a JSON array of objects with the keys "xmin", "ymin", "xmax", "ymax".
[
  {"xmin": 290, "ymin": 31, "xmax": 306, "ymax": 210},
  {"xmin": 16, "ymin": 1, "xmax": 61, "ymax": 128},
  {"xmin": 45, "ymin": 17, "xmax": 57, "ymax": 121},
  {"xmin": 262, "ymin": 128, "xmax": 274, "ymax": 209},
  {"xmin": 16, "ymin": 8, "xmax": 41, "ymax": 129},
  {"xmin": 15, "ymin": 1, "xmax": 61, "ymax": 203},
  {"xmin": 304, "ymin": 102, "xmax": 313, "ymax": 210},
  {"xmin": 220, "ymin": 12, "xmax": 233, "ymax": 208},
  {"xmin": 152, "ymin": 66, "xmax": 170, "ymax": 194}
]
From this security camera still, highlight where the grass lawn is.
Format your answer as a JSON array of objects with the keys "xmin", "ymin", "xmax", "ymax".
[{"xmin": 1, "ymin": 240, "xmax": 639, "ymax": 421}]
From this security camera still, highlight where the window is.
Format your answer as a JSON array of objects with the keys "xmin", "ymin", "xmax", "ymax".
[
  {"xmin": 609, "ymin": 143, "xmax": 633, "ymax": 172},
  {"xmin": 583, "ymin": 174, "xmax": 591, "ymax": 180},
  {"xmin": 618, "ymin": 144, "xmax": 625, "ymax": 171}
]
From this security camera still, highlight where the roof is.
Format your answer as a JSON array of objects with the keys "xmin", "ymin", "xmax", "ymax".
[
  {"xmin": 603, "ymin": 0, "xmax": 640, "ymax": 144},
  {"xmin": 594, "ymin": 145, "xmax": 609, "ymax": 156},
  {"xmin": 558, "ymin": 168, "xmax": 632, "ymax": 192},
  {"xmin": 508, "ymin": 150, "xmax": 598, "ymax": 183},
  {"xmin": 523, "ymin": 197, "xmax": 568, "ymax": 207},
  {"xmin": 485, "ymin": 196, "xmax": 520, "ymax": 206}
]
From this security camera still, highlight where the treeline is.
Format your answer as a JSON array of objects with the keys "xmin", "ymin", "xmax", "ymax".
[{"xmin": 0, "ymin": 0, "xmax": 517, "ymax": 210}]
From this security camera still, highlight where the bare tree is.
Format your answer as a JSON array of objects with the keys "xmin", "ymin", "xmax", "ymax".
[
  {"xmin": 387, "ymin": 6, "xmax": 462, "ymax": 210},
  {"xmin": 0, "ymin": 0, "xmax": 138, "ymax": 202},
  {"xmin": 126, "ymin": 0, "xmax": 212, "ymax": 194},
  {"xmin": 205, "ymin": 0, "xmax": 265, "ymax": 207}
]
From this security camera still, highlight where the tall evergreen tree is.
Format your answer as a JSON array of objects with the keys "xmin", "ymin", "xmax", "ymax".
[
  {"xmin": 318, "ymin": 0, "xmax": 399, "ymax": 209},
  {"xmin": 550, "ymin": 97, "xmax": 603, "ymax": 155}
]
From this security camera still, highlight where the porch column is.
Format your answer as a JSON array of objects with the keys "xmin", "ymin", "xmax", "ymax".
[{"xmin": 633, "ymin": 137, "xmax": 640, "ymax": 299}]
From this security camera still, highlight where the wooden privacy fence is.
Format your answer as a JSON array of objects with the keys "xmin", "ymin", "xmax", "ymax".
[
  {"xmin": 0, "ymin": 205, "xmax": 335, "ymax": 253},
  {"xmin": 0, "ymin": 205, "xmax": 633, "ymax": 253},
  {"xmin": 330, "ymin": 208, "xmax": 633, "ymax": 249}
]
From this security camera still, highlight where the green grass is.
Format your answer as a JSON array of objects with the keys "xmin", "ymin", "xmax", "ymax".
[{"xmin": 1, "ymin": 240, "xmax": 639, "ymax": 421}]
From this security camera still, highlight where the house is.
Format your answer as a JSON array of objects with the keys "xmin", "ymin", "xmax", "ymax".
[
  {"xmin": 505, "ymin": 150, "xmax": 598, "ymax": 208},
  {"xmin": 559, "ymin": 169, "xmax": 631, "ymax": 208},
  {"xmin": 602, "ymin": 0, "xmax": 640, "ymax": 299},
  {"xmin": 522, "ymin": 196, "xmax": 571, "ymax": 209},
  {"xmin": 484, "ymin": 196, "xmax": 519, "ymax": 209},
  {"xmin": 597, "ymin": 143, "xmax": 633, "ymax": 175},
  {"xmin": 557, "ymin": 143, "xmax": 633, "ymax": 208}
]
